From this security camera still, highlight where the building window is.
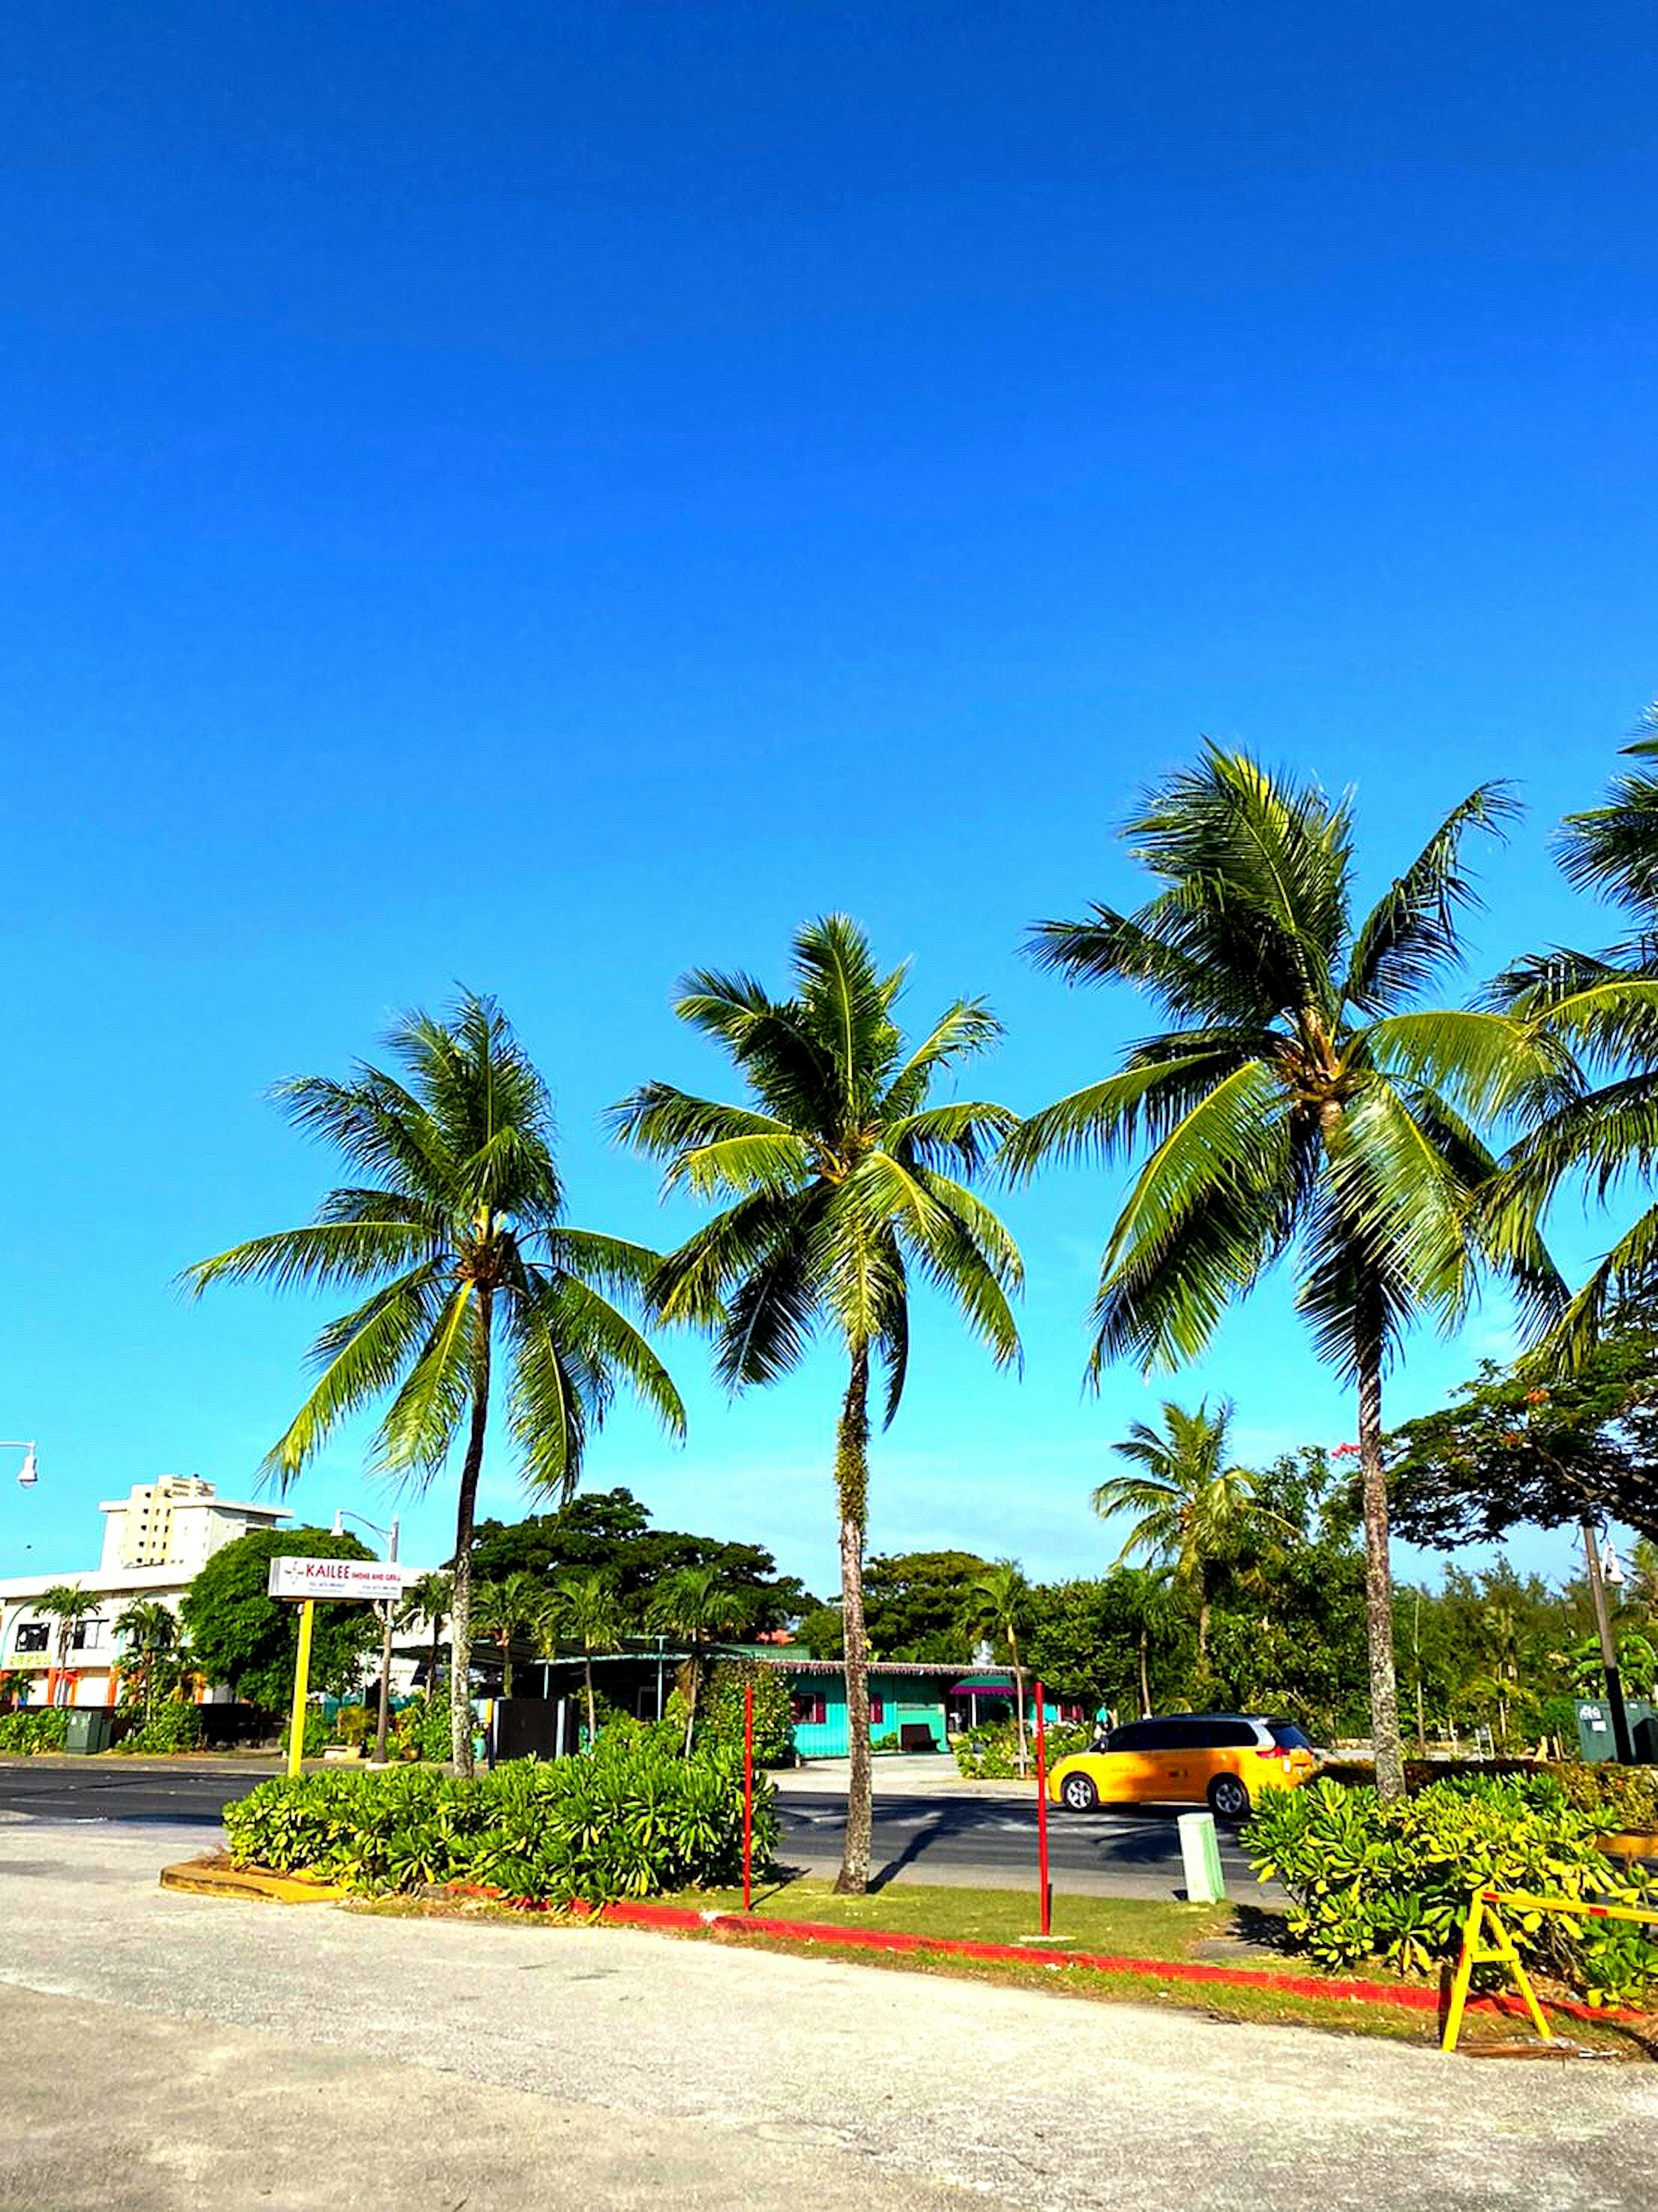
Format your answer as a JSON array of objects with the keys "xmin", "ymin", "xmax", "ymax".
[
  {"xmin": 14, "ymin": 1623, "xmax": 49, "ymax": 1654},
  {"xmin": 791, "ymin": 1693, "xmax": 828, "ymax": 1727},
  {"xmin": 71, "ymin": 1618, "xmax": 106, "ymax": 1651},
  {"xmin": 868, "ymin": 1698, "xmax": 885, "ymax": 1723}
]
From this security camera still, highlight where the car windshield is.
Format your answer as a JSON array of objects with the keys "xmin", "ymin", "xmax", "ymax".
[{"xmin": 1269, "ymin": 1722, "xmax": 1312, "ymax": 1752}]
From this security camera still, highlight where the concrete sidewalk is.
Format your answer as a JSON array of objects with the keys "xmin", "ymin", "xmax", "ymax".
[
  {"xmin": 774, "ymin": 1752, "xmax": 1031, "ymax": 1796},
  {"xmin": 3, "ymin": 1819, "xmax": 1655, "ymax": 2209}
]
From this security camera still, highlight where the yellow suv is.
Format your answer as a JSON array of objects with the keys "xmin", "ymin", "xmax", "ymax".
[{"xmin": 1048, "ymin": 1714, "xmax": 1316, "ymax": 1821}]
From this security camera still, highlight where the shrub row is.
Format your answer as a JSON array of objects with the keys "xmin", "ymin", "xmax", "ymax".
[
  {"xmin": 114, "ymin": 1705, "xmax": 205, "ymax": 1756},
  {"xmin": 0, "ymin": 1709, "xmax": 69, "ymax": 1754},
  {"xmin": 225, "ymin": 1718, "xmax": 777, "ymax": 1904},
  {"xmin": 1247, "ymin": 1773, "xmax": 1658, "ymax": 2007},
  {"xmin": 953, "ymin": 1719, "xmax": 1090, "ymax": 1779}
]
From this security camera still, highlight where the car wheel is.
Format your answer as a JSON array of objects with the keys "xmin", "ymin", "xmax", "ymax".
[
  {"xmin": 1061, "ymin": 1773, "xmax": 1100, "ymax": 1812},
  {"xmin": 1208, "ymin": 1774, "xmax": 1250, "ymax": 1821}
]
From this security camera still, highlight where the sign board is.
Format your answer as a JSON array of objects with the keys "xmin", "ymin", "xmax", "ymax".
[{"xmin": 266, "ymin": 1556, "xmax": 408, "ymax": 1603}]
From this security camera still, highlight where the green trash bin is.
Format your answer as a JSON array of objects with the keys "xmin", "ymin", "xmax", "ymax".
[{"xmin": 63, "ymin": 1710, "xmax": 113, "ymax": 1756}]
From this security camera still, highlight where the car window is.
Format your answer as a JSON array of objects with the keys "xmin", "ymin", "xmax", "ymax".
[
  {"xmin": 1269, "ymin": 1722, "xmax": 1313, "ymax": 1752},
  {"xmin": 1108, "ymin": 1722, "xmax": 1168, "ymax": 1752}
]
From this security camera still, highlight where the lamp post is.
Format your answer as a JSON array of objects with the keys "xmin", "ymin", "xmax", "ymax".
[
  {"xmin": 1582, "ymin": 1516, "xmax": 1635, "ymax": 1765},
  {"xmin": 2, "ymin": 1442, "xmax": 38, "ymax": 1489},
  {"xmin": 332, "ymin": 1509, "xmax": 401, "ymax": 1765}
]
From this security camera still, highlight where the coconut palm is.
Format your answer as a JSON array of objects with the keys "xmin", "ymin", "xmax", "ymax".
[
  {"xmin": 114, "ymin": 1599, "xmax": 184, "ymax": 1717},
  {"xmin": 543, "ymin": 1569, "xmax": 625, "ymax": 1742},
  {"xmin": 1492, "ymin": 713, "xmax": 1658, "ymax": 1362},
  {"xmin": 958, "ymin": 1561, "xmax": 1035, "ymax": 1773},
  {"xmin": 1006, "ymin": 748, "xmax": 1560, "ymax": 1797},
  {"xmin": 470, "ymin": 1571, "xmax": 547, "ymax": 1702},
  {"xmin": 184, "ymin": 992, "xmax": 685, "ymax": 1773},
  {"xmin": 37, "ymin": 1586, "xmax": 101, "ymax": 1704},
  {"xmin": 613, "ymin": 914, "xmax": 1022, "ymax": 1889},
  {"xmin": 1093, "ymin": 1398, "xmax": 1282, "ymax": 1667},
  {"xmin": 645, "ymin": 1566, "xmax": 753, "ymax": 1756},
  {"xmin": 1565, "ymin": 1630, "xmax": 1658, "ymax": 1698},
  {"xmin": 397, "ymin": 1570, "xmax": 454, "ymax": 1695},
  {"xmin": 1113, "ymin": 1563, "xmax": 1180, "ymax": 1719}
]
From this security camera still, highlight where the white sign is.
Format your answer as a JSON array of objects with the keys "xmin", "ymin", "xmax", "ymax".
[{"xmin": 266, "ymin": 1556, "xmax": 408, "ymax": 1603}]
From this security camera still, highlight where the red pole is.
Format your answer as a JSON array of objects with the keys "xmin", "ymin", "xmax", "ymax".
[
  {"xmin": 742, "ymin": 1680, "xmax": 755, "ymax": 1913},
  {"xmin": 1034, "ymin": 1677, "xmax": 1051, "ymax": 1936}
]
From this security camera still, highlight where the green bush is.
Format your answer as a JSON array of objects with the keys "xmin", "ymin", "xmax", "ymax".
[
  {"xmin": 114, "ymin": 1704, "xmax": 204, "ymax": 1755},
  {"xmin": 225, "ymin": 1717, "xmax": 776, "ymax": 1905},
  {"xmin": 391, "ymin": 1692, "xmax": 454, "ymax": 1764},
  {"xmin": 699, "ymin": 1660, "xmax": 795, "ymax": 1765},
  {"xmin": 1247, "ymin": 1774, "xmax": 1658, "ymax": 2003},
  {"xmin": 0, "ymin": 1708, "xmax": 70, "ymax": 1754},
  {"xmin": 1553, "ymin": 1761, "xmax": 1658, "ymax": 1833},
  {"xmin": 330, "ymin": 1703, "xmax": 373, "ymax": 1749},
  {"xmin": 954, "ymin": 1720, "xmax": 1089, "ymax": 1779}
]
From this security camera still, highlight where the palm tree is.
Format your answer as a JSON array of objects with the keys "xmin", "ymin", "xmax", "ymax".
[
  {"xmin": 114, "ymin": 1600, "xmax": 183, "ymax": 1717},
  {"xmin": 614, "ymin": 914, "xmax": 1022, "ymax": 1889},
  {"xmin": 543, "ymin": 1569, "xmax": 625, "ymax": 1742},
  {"xmin": 646, "ymin": 1566, "xmax": 753, "ymax": 1756},
  {"xmin": 37, "ymin": 1586, "xmax": 101, "ymax": 1704},
  {"xmin": 1113, "ymin": 1563, "xmax": 1180, "ymax": 1719},
  {"xmin": 185, "ymin": 992, "xmax": 686, "ymax": 1774},
  {"xmin": 397, "ymin": 1570, "xmax": 454, "ymax": 1696},
  {"xmin": 1566, "ymin": 1630, "xmax": 1658, "ymax": 1697},
  {"xmin": 959, "ymin": 1561, "xmax": 1035, "ymax": 1773},
  {"xmin": 1006, "ymin": 748, "xmax": 1559, "ymax": 1797},
  {"xmin": 1493, "ymin": 713, "xmax": 1658, "ymax": 1361},
  {"xmin": 1093, "ymin": 1398, "xmax": 1281, "ymax": 1665},
  {"xmin": 470, "ymin": 1571, "xmax": 547, "ymax": 1702}
]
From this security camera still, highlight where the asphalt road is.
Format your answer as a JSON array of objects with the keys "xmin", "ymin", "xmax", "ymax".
[{"xmin": 0, "ymin": 1762, "xmax": 1267, "ymax": 1899}]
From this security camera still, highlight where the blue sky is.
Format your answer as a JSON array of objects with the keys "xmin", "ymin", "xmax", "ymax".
[{"xmin": 3, "ymin": 2, "xmax": 1655, "ymax": 1597}]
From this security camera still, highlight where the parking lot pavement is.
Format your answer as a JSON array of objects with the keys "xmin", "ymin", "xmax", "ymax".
[{"xmin": 3, "ymin": 1819, "xmax": 1656, "ymax": 2209}]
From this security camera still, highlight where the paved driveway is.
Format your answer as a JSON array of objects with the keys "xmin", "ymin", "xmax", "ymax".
[{"xmin": 2, "ymin": 1816, "xmax": 1654, "ymax": 2209}]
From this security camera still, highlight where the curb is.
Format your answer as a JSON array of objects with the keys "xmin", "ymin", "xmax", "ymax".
[{"xmin": 159, "ymin": 1860, "xmax": 345, "ymax": 1905}]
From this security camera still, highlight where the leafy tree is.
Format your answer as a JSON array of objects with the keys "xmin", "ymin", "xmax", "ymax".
[
  {"xmin": 1007, "ymin": 746, "xmax": 1557, "ymax": 1796},
  {"xmin": 470, "ymin": 1571, "xmax": 547, "ymax": 1701},
  {"xmin": 179, "ymin": 1528, "xmax": 377, "ymax": 1711},
  {"xmin": 701, "ymin": 1656, "xmax": 796, "ymax": 1765},
  {"xmin": 864, "ymin": 1550, "xmax": 992, "ymax": 1661},
  {"xmin": 1092, "ymin": 1398, "xmax": 1284, "ymax": 1664},
  {"xmin": 36, "ymin": 1586, "xmax": 101, "ymax": 1700},
  {"xmin": 958, "ymin": 1561, "xmax": 1035, "ymax": 1770},
  {"xmin": 114, "ymin": 1599, "xmax": 187, "ymax": 1717},
  {"xmin": 543, "ymin": 1568, "xmax": 625, "ymax": 1741},
  {"xmin": 397, "ymin": 1570, "xmax": 454, "ymax": 1693},
  {"xmin": 1388, "ymin": 1329, "xmax": 1658, "ymax": 1546},
  {"xmin": 184, "ymin": 992, "xmax": 685, "ymax": 1772},
  {"xmin": 1565, "ymin": 1631, "xmax": 1658, "ymax": 1696},
  {"xmin": 646, "ymin": 1566, "xmax": 754, "ymax": 1755},
  {"xmin": 471, "ymin": 1487, "xmax": 812, "ymax": 1628},
  {"xmin": 1111, "ymin": 1564, "xmax": 1184, "ymax": 1718},
  {"xmin": 796, "ymin": 1602, "xmax": 844, "ymax": 1660},
  {"xmin": 614, "ymin": 913, "xmax": 1022, "ymax": 1889}
]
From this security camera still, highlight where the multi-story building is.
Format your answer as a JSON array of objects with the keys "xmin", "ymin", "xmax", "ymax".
[{"xmin": 0, "ymin": 1477, "xmax": 290, "ymax": 1706}]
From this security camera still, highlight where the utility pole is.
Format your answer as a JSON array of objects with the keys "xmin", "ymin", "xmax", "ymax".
[
  {"xmin": 1582, "ymin": 1516, "xmax": 1634, "ymax": 1765},
  {"xmin": 333, "ymin": 1508, "xmax": 401, "ymax": 1765}
]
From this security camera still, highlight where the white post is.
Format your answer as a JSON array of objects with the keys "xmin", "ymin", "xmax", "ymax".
[{"xmin": 1177, "ymin": 1811, "xmax": 1226, "ymax": 1905}]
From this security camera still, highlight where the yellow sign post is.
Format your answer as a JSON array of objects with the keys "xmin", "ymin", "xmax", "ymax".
[
  {"xmin": 286, "ymin": 1599, "xmax": 316, "ymax": 1780},
  {"xmin": 1442, "ymin": 1885, "xmax": 1658, "ymax": 2053}
]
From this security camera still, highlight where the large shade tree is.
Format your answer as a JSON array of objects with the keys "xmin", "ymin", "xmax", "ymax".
[
  {"xmin": 614, "ymin": 915, "xmax": 1023, "ymax": 1887},
  {"xmin": 1006, "ymin": 748, "xmax": 1559, "ymax": 1796},
  {"xmin": 185, "ymin": 992, "xmax": 685, "ymax": 1772}
]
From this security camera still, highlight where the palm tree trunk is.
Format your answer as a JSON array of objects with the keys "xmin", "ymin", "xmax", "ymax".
[
  {"xmin": 1356, "ymin": 1277, "xmax": 1406, "ymax": 1801},
  {"xmin": 683, "ymin": 1647, "xmax": 700, "ymax": 1757},
  {"xmin": 501, "ymin": 1638, "xmax": 513, "ymax": 1703},
  {"xmin": 835, "ymin": 1345, "xmax": 873, "ymax": 1895},
  {"xmin": 449, "ymin": 1288, "xmax": 493, "ymax": 1776},
  {"xmin": 1138, "ymin": 1628, "xmax": 1151, "ymax": 1719},
  {"xmin": 1010, "ymin": 1638, "xmax": 1029, "ymax": 1776},
  {"xmin": 584, "ymin": 1654, "xmax": 597, "ymax": 1746},
  {"xmin": 1197, "ymin": 1586, "xmax": 1211, "ymax": 1664},
  {"xmin": 429, "ymin": 1619, "xmax": 442, "ymax": 1696}
]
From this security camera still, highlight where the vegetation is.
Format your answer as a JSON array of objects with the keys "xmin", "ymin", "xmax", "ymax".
[
  {"xmin": 184, "ymin": 992, "xmax": 686, "ymax": 1772},
  {"xmin": 0, "ymin": 1708, "xmax": 70, "ymax": 1753},
  {"xmin": 1247, "ymin": 1772, "xmax": 1658, "ymax": 2005},
  {"xmin": 699, "ymin": 1657, "xmax": 797, "ymax": 1765},
  {"xmin": 114, "ymin": 1599, "xmax": 191, "ymax": 1714},
  {"xmin": 470, "ymin": 1572, "xmax": 547, "ymax": 1702},
  {"xmin": 646, "ymin": 1566, "xmax": 753, "ymax": 1754},
  {"xmin": 36, "ymin": 1585, "xmax": 101, "ymax": 1686},
  {"xmin": 614, "ymin": 915, "xmax": 1022, "ymax": 1890},
  {"xmin": 225, "ymin": 1720, "xmax": 775, "ymax": 1904},
  {"xmin": 542, "ymin": 1569, "xmax": 626, "ymax": 1742},
  {"xmin": 113, "ymin": 1703, "xmax": 204, "ymax": 1754},
  {"xmin": 958, "ymin": 1561, "xmax": 1035, "ymax": 1771},
  {"xmin": 1008, "ymin": 748, "xmax": 1560, "ymax": 1797},
  {"xmin": 955, "ymin": 1718, "xmax": 1089, "ymax": 1779},
  {"xmin": 396, "ymin": 1571, "xmax": 453, "ymax": 1695},
  {"xmin": 178, "ymin": 1527, "xmax": 379, "ymax": 1712}
]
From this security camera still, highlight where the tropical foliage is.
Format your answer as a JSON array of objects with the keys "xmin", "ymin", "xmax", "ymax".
[
  {"xmin": 541, "ymin": 1568, "xmax": 626, "ymax": 1743},
  {"xmin": 184, "ymin": 992, "xmax": 685, "ymax": 1771},
  {"xmin": 958, "ymin": 1561, "xmax": 1035, "ymax": 1770},
  {"xmin": 1007, "ymin": 746, "xmax": 1561, "ymax": 1795},
  {"xmin": 178, "ymin": 1528, "xmax": 380, "ymax": 1713},
  {"xmin": 614, "ymin": 914, "xmax": 1023, "ymax": 1889},
  {"xmin": 647, "ymin": 1566, "xmax": 753, "ymax": 1755}
]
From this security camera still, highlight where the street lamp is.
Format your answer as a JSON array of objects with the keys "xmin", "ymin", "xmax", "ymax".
[
  {"xmin": 2, "ymin": 1442, "xmax": 38, "ymax": 1489},
  {"xmin": 332, "ymin": 1508, "xmax": 401, "ymax": 1766},
  {"xmin": 1581, "ymin": 1517, "xmax": 1634, "ymax": 1765}
]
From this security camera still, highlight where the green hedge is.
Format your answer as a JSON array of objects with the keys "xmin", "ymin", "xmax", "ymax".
[
  {"xmin": 1555, "ymin": 1762, "xmax": 1658, "ymax": 1833},
  {"xmin": 225, "ymin": 1718, "xmax": 777, "ymax": 1904},
  {"xmin": 0, "ymin": 1709, "xmax": 70, "ymax": 1754},
  {"xmin": 114, "ymin": 1705, "xmax": 204, "ymax": 1755},
  {"xmin": 1247, "ymin": 1774, "xmax": 1658, "ymax": 2006},
  {"xmin": 954, "ymin": 1720, "xmax": 1090, "ymax": 1779}
]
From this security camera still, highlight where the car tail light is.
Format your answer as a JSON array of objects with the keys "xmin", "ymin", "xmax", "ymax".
[{"xmin": 1255, "ymin": 1747, "xmax": 1293, "ymax": 1769}]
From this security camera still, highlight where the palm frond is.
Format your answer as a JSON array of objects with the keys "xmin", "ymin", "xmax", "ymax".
[
  {"xmin": 258, "ymin": 1265, "xmax": 449, "ymax": 1486},
  {"xmin": 1343, "ymin": 783, "xmax": 1518, "ymax": 1013}
]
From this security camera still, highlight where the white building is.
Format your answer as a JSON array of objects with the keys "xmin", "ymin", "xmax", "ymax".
[{"xmin": 0, "ymin": 1477, "xmax": 289, "ymax": 1706}]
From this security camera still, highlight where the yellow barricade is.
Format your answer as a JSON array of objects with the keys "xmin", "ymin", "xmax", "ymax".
[{"xmin": 1442, "ymin": 1886, "xmax": 1658, "ymax": 2052}]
